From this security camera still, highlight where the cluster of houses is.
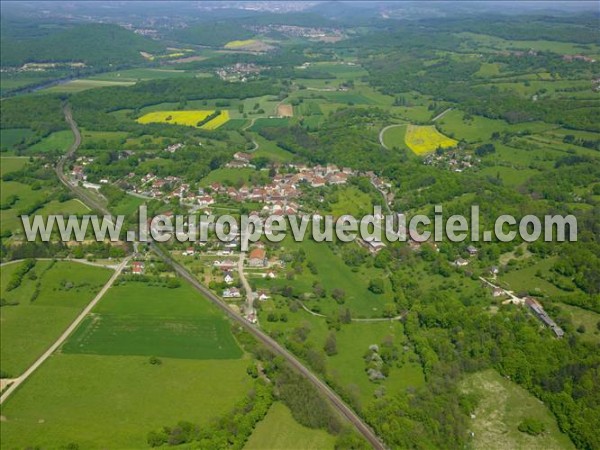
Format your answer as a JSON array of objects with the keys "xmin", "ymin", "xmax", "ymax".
[
  {"xmin": 216, "ymin": 63, "xmax": 263, "ymax": 82},
  {"xmin": 204, "ymin": 159, "xmax": 361, "ymax": 215},
  {"xmin": 71, "ymin": 156, "xmax": 95, "ymax": 181},
  {"xmin": 423, "ymin": 152, "xmax": 478, "ymax": 172},
  {"xmin": 453, "ymin": 245, "xmax": 479, "ymax": 267},
  {"xmin": 248, "ymin": 24, "xmax": 344, "ymax": 41}
]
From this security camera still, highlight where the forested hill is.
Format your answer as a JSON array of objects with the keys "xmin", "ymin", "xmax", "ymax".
[{"xmin": 0, "ymin": 23, "xmax": 164, "ymax": 67}]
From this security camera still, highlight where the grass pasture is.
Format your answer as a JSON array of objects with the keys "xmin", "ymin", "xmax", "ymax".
[
  {"xmin": 0, "ymin": 157, "xmax": 28, "ymax": 176},
  {"xmin": 0, "ymin": 354, "xmax": 251, "ymax": 449},
  {"xmin": 25, "ymin": 130, "xmax": 73, "ymax": 155},
  {"xmin": 461, "ymin": 369, "xmax": 574, "ymax": 450},
  {"xmin": 0, "ymin": 260, "xmax": 112, "ymax": 376},
  {"xmin": 245, "ymin": 402, "xmax": 336, "ymax": 450},
  {"xmin": 381, "ymin": 124, "xmax": 408, "ymax": 150},
  {"xmin": 0, "ymin": 128, "xmax": 34, "ymax": 152},
  {"xmin": 404, "ymin": 125, "xmax": 458, "ymax": 155}
]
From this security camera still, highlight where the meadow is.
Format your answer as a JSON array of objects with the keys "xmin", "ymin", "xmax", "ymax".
[
  {"xmin": 136, "ymin": 110, "xmax": 230, "ymax": 129},
  {"xmin": 381, "ymin": 124, "xmax": 408, "ymax": 150},
  {"xmin": 404, "ymin": 125, "xmax": 458, "ymax": 155},
  {"xmin": 0, "ymin": 260, "xmax": 112, "ymax": 376},
  {"xmin": 0, "ymin": 156, "xmax": 28, "ymax": 176},
  {"xmin": 25, "ymin": 130, "xmax": 73, "ymax": 155},
  {"xmin": 0, "ymin": 128, "xmax": 34, "ymax": 152},
  {"xmin": 0, "ymin": 354, "xmax": 251, "ymax": 449},
  {"xmin": 461, "ymin": 369, "xmax": 575, "ymax": 450},
  {"xmin": 244, "ymin": 402, "xmax": 336, "ymax": 450}
]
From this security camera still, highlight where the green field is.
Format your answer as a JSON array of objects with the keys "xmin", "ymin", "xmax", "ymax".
[
  {"xmin": 461, "ymin": 370, "xmax": 575, "ymax": 450},
  {"xmin": 43, "ymin": 79, "xmax": 135, "ymax": 93},
  {"xmin": 328, "ymin": 322, "xmax": 424, "ymax": 405},
  {"xmin": 0, "ymin": 129, "xmax": 34, "ymax": 152},
  {"xmin": 90, "ymin": 68, "xmax": 199, "ymax": 82},
  {"xmin": 328, "ymin": 186, "xmax": 374, "ymax": 217},
  {"xmin": 62, "ymin": 281, "xmax": 243, "ymax": 359},
  {"xmin": 63, "ymin": 314, "xmax": 242, "ymax": 359},
  {"xmin": 249, "ymin": 117, "xmax": 291, "ymax": 131},
  {"xmin": 25, "ymin": 130, "xmax": 73, "ymax": 155},
  {"xmin": 0, "ymin": 260, "xmax": 112, "ymax": 376},
  {"xmin": 0, "ymin": 354, "xmax": 251, "ymax": 449},
  {"xmin": 200, "ymin": 167, "xmax": 257, "ymax": 185},
  {"xmin": 381, "ymin": 124, "xmax": 408, "ymax": 150},
  {"xmin": 245, "ymin": 402, "xmax": 336, "ymax": 450},
  {"xmin": 500, "ymin": 257, "xmax": 566, "ymax": 297},
  {"xmin": 0, "ymin": 157, "xmax": 28, "ymax": 176},
  {"xmin": 558, "ymin": 304, "xmax": 600, "ymax": 344}
]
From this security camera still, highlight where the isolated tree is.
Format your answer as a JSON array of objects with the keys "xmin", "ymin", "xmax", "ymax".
[{"xmin": 324, "ymin": 331, "xmax": 338, "ymax": 356}]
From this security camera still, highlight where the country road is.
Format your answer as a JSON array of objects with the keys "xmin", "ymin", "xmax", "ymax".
[
  {"xmin": 0, "ymin": 257, "xmax": 129, "ymax": 405},
  {"xmin": 55, "ymin": 104, "xmax": 387, "ymax": 449},
  {"xmin": 432, "ymin": 107, "xmax": 452, "ymax": 122},
  {"xmin": 378, "ymin": 123, "xmax": 406, "ymax": 150}
]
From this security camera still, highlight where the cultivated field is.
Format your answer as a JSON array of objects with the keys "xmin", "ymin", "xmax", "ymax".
[
  {"xmin": 225, "ymin": 39, "xmax": 257, "ymax": 49},
  {"xmin": 136, "ymin": 110, "xmax": 230, "ymax": 129},
  {"xmin": 404, "ymin": 125, "xmax": 458, "ymax": 155},
  {"xmin": 277, "ymin": 103, "xmax": 294, "ymax": 117},
  {"xmin": 65, "ymin": 281, "xmax": 243, "ymax": 359}
]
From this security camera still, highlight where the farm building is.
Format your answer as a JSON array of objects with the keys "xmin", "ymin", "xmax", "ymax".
[{"xmin": 525, "ymin": 297, "xmax": 564, "ymax": 338}]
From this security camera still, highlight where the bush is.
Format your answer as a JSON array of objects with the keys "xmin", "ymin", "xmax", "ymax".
[{"xmin": 518, "ymin": 418, "xmax": 546, "ymax": 436}]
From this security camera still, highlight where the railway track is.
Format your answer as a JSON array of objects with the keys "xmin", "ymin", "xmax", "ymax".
[{"xmin": 57, "ymin": 104, "xmax": 386, "ymax": 450}]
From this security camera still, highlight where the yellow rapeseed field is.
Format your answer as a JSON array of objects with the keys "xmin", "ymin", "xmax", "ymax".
[
  {"xmin": 404, "ymin": 125, "xmax": 458, "ymax": 155},
  {"xmin": 136, "ymin": 110, "xmax": 230, "ymax": 129},
  {"xmin": 224, "ymin": 39, "xmax": 257, "ymax": 49},
  {"xmin": 201, "ymin": 110, "xmax": 230, "ymax": 130}
]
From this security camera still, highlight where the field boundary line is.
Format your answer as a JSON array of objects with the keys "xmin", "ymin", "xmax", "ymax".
[{"xmin": 0, "ymin": 257, "xmax": 130, "ymax": 405}]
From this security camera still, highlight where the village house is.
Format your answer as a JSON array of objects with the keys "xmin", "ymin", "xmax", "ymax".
[
  {"xmin": 467, "ymin": 245, "xmax": 479, "ymax": 256},
  {"xmin": 222, "ymin": 287, "xmax": 241, "ymax": 298},
  {"xmin": 182, "ymin": 247, "xmax": 195, "ymax": 256},
  {"xmin": 453, "ymin": 258, "xmax": 469, "ymax": 267},
  {"xmin": 257, "ymin": 290, "xmax": 270, "ymax": 301},
  {"xmin": 248, "ymin": 247, "xmax": 267, "ymax": 267},
  {"xmin": 131, "ymin": 261, "xmax": 145, "ymax": 275},
  {"xmin": 223, "ymin": 271, "xmax": 235, "ymax": 284},
  {"xmin": 360, "ymin": 236, "xmax": 387, "ymax": 254}
]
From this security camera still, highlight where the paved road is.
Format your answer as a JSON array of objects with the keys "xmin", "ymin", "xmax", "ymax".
[
  {"xmin": 0, "ymin": 258, "xmax": 119, "ymax": 269},
  {"xmin": 0, "ymin": 257, "xmax": 129, "ymax": 405},
  {"xmin": 237, "ymin": 249, "xmax": 256, "ymax": 317},
  {"xmin": 378, "ymin": 123, "xmax": 407, "ymax": 150},
  {"xmin": 56, "ymin": 104, "xmax": 387, "ymax": 449}
]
